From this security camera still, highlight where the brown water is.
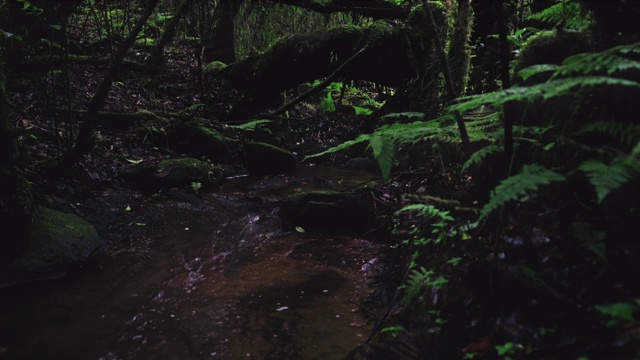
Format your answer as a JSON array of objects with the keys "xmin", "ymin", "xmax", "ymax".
[{"xmin": 0, "ymin": 166, "xmax": 385, "ymax": 360}]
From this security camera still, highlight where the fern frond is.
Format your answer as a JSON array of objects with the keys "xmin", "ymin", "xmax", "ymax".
[
  {"xmin": 480, "ymin": 164, "xmax": 566, "ymax": 220},
  {"xmin": 403, "ymin": 266, "xmax": 432, "ymax": 303},
  {"xmin": 556, "ymin": 43, "xmax": 640, "ymax": 78},
  {"xmin": 572, "ymin": 222, "xmax": 607, "ymax": 261},
  {"xmin": 450, "ymin": 76, "xmax": 640, "ymax": 115},
  {"xmin": 379, "ymin": 112, "xmax": 426, "ymax": 121},
  {"xmin": 517, "ymin": 64, "xmax": 559, "ymax": 82},
  {"xmin": 226, "ymin": 119, "xmax": 274, "ymax": 131},
  {"xmin": 369, "ymin": 133, "xmax": 396, "ymax": 180},
  {"xmin": 302, "ymin": 134, "xmax": 370, "ymax": 161},
  {"xmin": 529, "ymin": 0, "xmax": 590, "ymax": 30},
  {"xmin": 579, "ymin": 159, "xmax": 639, "ymax": 203},
  {"xmin": 579, "ymin": 121, "xmax": 640, "ymax": 147},
  {"xmin": 462, "ymin": 144, "xmax": 502, "ymax": 172}
]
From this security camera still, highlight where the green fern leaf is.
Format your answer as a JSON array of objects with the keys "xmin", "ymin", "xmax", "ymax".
[
  {"xmin": 573, "ymin": 222, "xmax": 607, "ymax": 261},
  {"xmin": 529, "ymin": 1, "xmax": 590, "ymax": 30},
  {"xmin": 379, "ymin": 112, "xmax": 425, "ymax": 121},
  {"xmin": 579, "ymin": 160, "xmax": 636, "ymax": 203},
  {"xmin": 369, "ymin": 133, "xmax": 395, "ymax": 181},
  {"xmin": 450, "ymin": 76, "xmax": 640, "ymax": 115},
  {"xmin": 557, "ymin": 43, "xmax": 640, "ymax": 78},
  {"xmin": 462, "ymin": 144, "xmax": 502, "ymax": 172},
  {"xmin": 480, "ymin": 164, "xmax": 565, "ymax": 220},
  {"xmin": 579, "ymin": 122, "xmax": 640, "ymax": 147},
  {"xmin": 302, "ymin": 134, "xmax": 370, "ymax": 161},
  {"xmin": 226, "ymin": 119, "xmax": 274, "ymax": 131},
  {"xmin": 517, "ymin": 64, "xmax": 559, "ymax": 82}
]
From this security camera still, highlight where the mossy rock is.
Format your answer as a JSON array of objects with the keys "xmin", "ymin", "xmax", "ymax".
[
  {"xmin": 121, "ymin": 157, "xmax": 223, "ymax": 193},
  {"xmin": 2, "ymin": 206, "xmax": 101, "ymax": 286},
  {"xmin": 241, "ymin": 141, "xmax": 297, "ymax": 175},
  {"xmin": 280, "ymin": 189, "xmax": 376, "ymax": 232},
  {"xmin": 167, "ymin": 120, "xmax": 232, "ymax": 163}
]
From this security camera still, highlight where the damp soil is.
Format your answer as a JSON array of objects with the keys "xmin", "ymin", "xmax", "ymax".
[{"xmin": 0, "ymin": 165, "xmax": 386, "ymax": 360}]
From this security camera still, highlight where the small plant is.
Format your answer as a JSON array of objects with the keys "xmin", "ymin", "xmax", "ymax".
[{"xmin": 191, "ymin": 182, "xmax": 202, "ymax": 194}]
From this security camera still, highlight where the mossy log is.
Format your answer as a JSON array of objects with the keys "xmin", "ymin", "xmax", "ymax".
[{"xmin": 218, "ymin": 22, "xmax": 420, "ymax": 109}]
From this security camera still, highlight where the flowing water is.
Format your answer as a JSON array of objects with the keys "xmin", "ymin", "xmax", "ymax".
[{"xmin": 0, "ymin": 166, "xmax": 385, "ymax": 360}]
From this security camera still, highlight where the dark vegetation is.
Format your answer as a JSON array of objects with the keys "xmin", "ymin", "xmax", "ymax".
[{"xmin": 1, "ymin": 0, "xmax": 640, "ymax": 359}]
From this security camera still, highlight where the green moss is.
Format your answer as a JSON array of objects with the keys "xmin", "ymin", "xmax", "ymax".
[{"xmin": 14, "ymin": 206, "xmax": 101, "ymax": 275}]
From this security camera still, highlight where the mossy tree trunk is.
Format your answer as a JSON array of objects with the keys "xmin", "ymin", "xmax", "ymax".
[
  {"xmin": 147, "ymin": 0, "xmax": 198, "ymax": 68},
  {"xmin": 446, "ymin": 0, "xmax": 473, "ymax": 97},
  {"xmin": 202, "ymin": 0, "xmax": 241, "ymax": 63}
]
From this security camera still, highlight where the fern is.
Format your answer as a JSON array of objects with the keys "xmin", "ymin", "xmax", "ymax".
[
  {"xmin": 517, "ymin": 64, "xmax": 559, "ymax": 82},
  {"xmin": 579, "ymin": 158, "xmax": 639, "ymax": 203},
  {"xmin": 480, "ymin": 164, "xmax": 566, "ymax": 220},
  {"xmin": 403, "ymin": 267, "xmax": 432, "ymax": 303},
  {"xmin": 573, "ymin": 222, "xmax": 607, "ymax": 261},
  {"xmin": 226, "ymin": 119, "xmax": 274, "ymax": 131},
  {"xmin": 449, "ymin": 76, "xmax": 640, "ymax": 115},
  {"xmin": 462, "ymin": 144, "xmax": 502, "ymax": 172},
  {"xmin": 555, "ymin": 42, "xmax": 640, "ymax": 78},
  {"xmin": 529, "ymin": 0, "xmax": 591, "ymax": 30},
  {"xmin": 579, "ymin": 121, "xmax": 640, "ymax": 147},
  {"xmin": 402, "ymin": 266, "xmax": 448, "ymax": 303},
  {"xmin": 379, "ymin": 112, "xmax": 425, "ymax": 122},
  {"xmin": 369, "ymin": 133, "xmax": 396, "ymax": 180},
  {"xmin": 303, "ymin": 134, "xmax": 370, "ymax": 161}
]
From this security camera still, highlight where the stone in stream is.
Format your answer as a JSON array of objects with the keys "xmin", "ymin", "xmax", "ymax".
[
  {"xmin": 120, "ymin": 157, "xmax": 223, "ymax": 193},
  {"xmin": 280, "ymin": 189, "xmax": 376, "ymax": 232},
  {"xmin": 241, "ymin": 141, "xmax": 297, "ymax": 175}
]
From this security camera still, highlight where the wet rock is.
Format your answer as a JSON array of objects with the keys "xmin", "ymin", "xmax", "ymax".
[
  {"xmin": 166, "ymin": 119, "xmax": 232, "ymax": 163},
  {"xmin": 1, "ymin": 206, "xmax": 102, "ymax": 287},
  {"xmin": 343, "ymin": 157, "xmax": 378, "ymax": 171},
  {"xmin": 280, "ymin": 189, "xmax": 376, "ymax": 232},
  {"xmin": 241, "ymin": 141, "xmax": 297, "ymax": 175},
  {"xmin": 120, "ymin": 157, "xmax": 222, "ymax": 193}
]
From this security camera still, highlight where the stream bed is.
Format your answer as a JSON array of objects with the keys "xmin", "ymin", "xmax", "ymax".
[{"xmin": 0, "ymin": 166, "xmax": 386, "ymax": 360}]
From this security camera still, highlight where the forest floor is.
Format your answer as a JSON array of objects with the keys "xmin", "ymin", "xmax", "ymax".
[{"xmin": 5, "ymin": 43, "xmax": 640, "ymax": 360}]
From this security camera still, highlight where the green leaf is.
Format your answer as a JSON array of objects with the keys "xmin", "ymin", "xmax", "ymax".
[
  {"xmin": 352, "ymin": 106, "xmax": 374, "ymax": 116},
  {"xmin": 517, "ymin": 64, "xmax": 559, "ymax": 82},
  {"xmin": 295, "ymin": 226, "xmax": 305, "ymax": 233},
  {"xmin": 480, "ymin": 164, "xmax": 565, "ymax": 220},
  {"xmin": 596, "ymin": 302, "xmax": 638, "ymax": 325},
  {"xmin": 368, "ymin": 133, "xmax": 395, "ymax": 181},
  {"xmin": 227, "ymin": 119, "xmax": 274, "ymax": 133},
  {"xmin": 579, "ymin": 160, "xmax": 635, "ymax": 203}
]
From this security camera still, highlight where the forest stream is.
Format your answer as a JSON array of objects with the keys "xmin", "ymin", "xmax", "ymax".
[{"xmin": 0, "ymin": 166, "xmax": 385, "ymax": 360}]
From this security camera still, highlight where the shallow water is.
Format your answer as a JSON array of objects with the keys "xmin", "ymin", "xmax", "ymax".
[{"xmin": 0, "ymin": 166, "xmax": 385, "ymax": 360}]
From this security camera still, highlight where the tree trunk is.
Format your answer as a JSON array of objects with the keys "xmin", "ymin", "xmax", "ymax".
[
  {"xmin": 147, "ymin": 0, "xmax": 197, "ymax": 67},
  {"xmin": 202, "ymin": 0, "xmax": 241, "ymax": 63},
  {"xmin": 446, "ymin": 0, "xmax": 473, "ymax": 96},
  {"xmin": 422, "ymin": 0, "xmax": 470, "ymax": 155}
]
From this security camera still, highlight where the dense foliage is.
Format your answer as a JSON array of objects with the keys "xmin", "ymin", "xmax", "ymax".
[{"xmin": 1, "ymin": 0, "xmax": 639, "ymax": 359}]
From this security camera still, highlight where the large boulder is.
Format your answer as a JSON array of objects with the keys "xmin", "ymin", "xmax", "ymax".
[
  {"xmin": 241, "ymin": 141, "xmax": 297, "ymax": 175},
  {"xmin": 1, "ymin": 206, "xmax": 102, "ymax": 287},
  {"xmin": 121, "ymin": 157, "xmax": 223, "ymax": 193}
]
